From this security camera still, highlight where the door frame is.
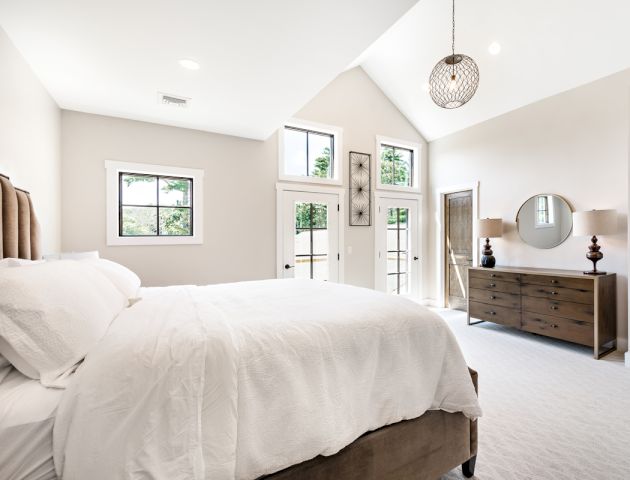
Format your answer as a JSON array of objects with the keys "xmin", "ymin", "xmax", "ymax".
[
  {"xmin": 436, "ymin": 182, "xmax": 479, "ymax": 308},
  {"xmin": 276, "ymin": 182, "xmax": 345, "ymax": 282},
  {"xmin": 373, "ymin": 191, "xmax": 423, "ymax": 300}
]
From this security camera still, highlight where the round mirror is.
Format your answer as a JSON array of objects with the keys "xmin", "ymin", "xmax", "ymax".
[{"xmin": 516, "ymin": 194, "xmax": 573, "ymax": 249}]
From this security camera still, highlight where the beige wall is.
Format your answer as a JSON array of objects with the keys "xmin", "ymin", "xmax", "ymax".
[
  {"xmin": 0, "ymin": 27, "xmax": 60, "ymax": 254},
  {"xmin": 428, "ymin": 69, "xmax": 630, "ymax": 350},
  {"xmin": 61, "ymin": 67, "xmax": 425, "ymax": 289}
]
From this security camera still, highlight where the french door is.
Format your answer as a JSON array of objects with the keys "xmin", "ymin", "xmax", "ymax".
[
  {"xmin": 374, "ymin": 195, "xmax": 420, "ymax": 298},
  {"xmin": 279, "ymin": 190, "xmax": 340, "ymax": 282}
]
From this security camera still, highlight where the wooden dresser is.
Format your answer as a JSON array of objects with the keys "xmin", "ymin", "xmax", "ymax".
[{"xmin": 467, "ymin": 266, "xmax": 616, "ymax": 359}]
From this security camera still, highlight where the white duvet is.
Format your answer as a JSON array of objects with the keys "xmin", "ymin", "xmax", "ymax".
[{"xmin": 53, "ymin": 279, "xmax": 481, "ymax": 480}]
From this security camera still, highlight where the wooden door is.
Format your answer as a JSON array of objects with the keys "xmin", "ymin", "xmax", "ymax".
[{"xmin": 445, "ymin": 191, "xmax": 473, "ymax": 311}]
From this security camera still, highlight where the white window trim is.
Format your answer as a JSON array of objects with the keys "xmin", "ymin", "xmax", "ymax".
[
  {"xmin": 375, "ymin": 135, "xmax": 422, "ymax": 193},
  {"xmin": 278, "ymin": 118, "xmax": 343, "ymax": 186},
  {"xmin": 105, "ymin": 160, "xmax": 204, "ymax": 246},
  {"xmin": 275, "ymin": 182, "xmax": 345, "ymax": 283}
]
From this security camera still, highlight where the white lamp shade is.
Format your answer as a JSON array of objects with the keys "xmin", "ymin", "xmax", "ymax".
[
  {"xmin": 572, "ymin": 209, "xmax": 617, "ymax": 236},
  {"xmin": 477, "ymin": 218, "xmax": 503, "ymax": 238}
]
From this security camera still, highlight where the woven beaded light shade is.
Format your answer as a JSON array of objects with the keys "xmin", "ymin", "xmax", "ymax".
[{"xmin": 428, "ymin": 0, "xmax": 479, "ymax": 109}]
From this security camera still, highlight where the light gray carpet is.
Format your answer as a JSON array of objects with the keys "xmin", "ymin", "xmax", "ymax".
[{"xmin": 437, "ymin": 308, "xmax": 630, "ymax": 480}]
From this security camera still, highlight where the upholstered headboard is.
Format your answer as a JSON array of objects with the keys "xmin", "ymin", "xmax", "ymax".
[{"xmin": 0, "ymin": 174, "xmax": 41, "ymax": 260}]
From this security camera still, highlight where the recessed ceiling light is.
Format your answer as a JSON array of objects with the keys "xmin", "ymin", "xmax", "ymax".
[
  {"xmin": 488, "ymin": 42, "xmax": 501, "ymax": 55},
  {"xmin": 179, "ymin": 59, "xmax": 200, "ymax": 70}
]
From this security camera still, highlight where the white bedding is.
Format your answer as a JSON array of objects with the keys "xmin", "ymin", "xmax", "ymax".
[
  {"xmin": 0, "ymin": 368, "xmax": 63, "ymax": 480},
  {"xmin": 54, "ymin": 279, "xmax": 481, "ymax": 480}
]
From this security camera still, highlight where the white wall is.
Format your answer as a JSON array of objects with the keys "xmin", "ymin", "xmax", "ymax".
[
  {"xmin": 61, "ymin": 67, "xmax": 425, "ymax": 289},
  {"xmin": 0, "ymin": 27, "xmax": 60, "ymax": 254},
  {"xmin": 428, "ymin": 69, "xmax": 630, "ymax": 350}
]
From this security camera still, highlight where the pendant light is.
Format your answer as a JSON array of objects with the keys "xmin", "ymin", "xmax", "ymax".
[{"xmin": 428, "ymin": 0, "xmax": 479, "ymax": 109}]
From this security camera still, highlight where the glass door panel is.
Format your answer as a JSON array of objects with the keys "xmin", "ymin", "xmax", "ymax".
[
  {"xmin": 294, "ymin": 202, "xmax": 329, "ymax": 280},
  {"xmin": 282, "ymin": 191, "xmax": 339, "ymax": 282},
  {"xmin": 387, "ymin": 207, "xmax": 410, "ymax": 295}
]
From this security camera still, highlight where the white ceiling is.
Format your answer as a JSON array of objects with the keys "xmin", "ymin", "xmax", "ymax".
[
  {"xmin": 0, "ymin": 0, "xmax": 418, "ymax": 140},
  {"xmin": 358, "ymin": 0, "xmax": 630, "ymax": 141}
]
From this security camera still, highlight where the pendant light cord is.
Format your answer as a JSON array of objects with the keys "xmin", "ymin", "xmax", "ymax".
[{"xmin": 452, "ymin": 0, "xmax": 455, "ymax": 58}]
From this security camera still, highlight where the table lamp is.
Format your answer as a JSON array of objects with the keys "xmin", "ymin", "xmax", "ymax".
[
  {"xmin": 477, "ymin": 218, "xmax": 502, "ymax": 268},
  {"xmin": 572, "ymin": 209, "xmax": 617, "ymax": 275}
]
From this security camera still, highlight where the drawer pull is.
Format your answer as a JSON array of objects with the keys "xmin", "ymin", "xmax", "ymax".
[
  {"xmin": 550, "ymin": 305, "xmax": 559, "ymax": 310},
  {"xmin": 550, "ymin": 324, "xmax": 559, "ymax": 329},
  {"xmin": 550, "ymin": 291, "xmax": 558, "ymax": 295},
  {"xmin": 490, "ymin": 274, "xmax": 496, "ymax": 278},
  {"xmin": 550, "ymin": 280, "xmax": 558, "ymax": 284},
  {"xmin": 488, "ymin": 311, "xmax": 496, "ymax": 315},
  {"xmin": 489, "ymin": 283, "xmax": 496, "ymax": 287},
  {"xmin": 490, "ymin": 295, "xmax": 496, "ymax": 300}
]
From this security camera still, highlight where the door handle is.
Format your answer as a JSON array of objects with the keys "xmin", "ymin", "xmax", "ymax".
[
  {"xmin": 284, "ymin": 264, "xmax": 294, "ymax": 270},
  {"xmin": 413, "ymin": 256, "xmax": 419, "ymax": 261}
]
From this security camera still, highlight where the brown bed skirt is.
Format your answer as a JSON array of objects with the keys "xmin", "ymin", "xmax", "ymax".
[{"xmin": 264, "ymin": 368, "xmax": 478, "ymax": 480}]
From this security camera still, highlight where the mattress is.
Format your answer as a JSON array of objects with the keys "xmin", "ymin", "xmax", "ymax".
[{"xmin": 0, "ymin": 367, "xmax": 64, "ymax": 480}]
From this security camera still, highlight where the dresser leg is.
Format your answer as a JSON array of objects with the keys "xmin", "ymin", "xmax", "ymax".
[{"xmin": 462, "ymin": 455, "xmax": 477, "ymax": 478}]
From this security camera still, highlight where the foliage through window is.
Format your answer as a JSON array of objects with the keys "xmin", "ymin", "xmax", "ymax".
[
  {"xmin": 119, "ymin": 173, "xmax": 193, "ymax": 236},
  {"xmin": 283, "ymin": 126, "xmax": 334, "ymax": 179},
  {"xmin": 380, "ymin": 145, "xmax": 413, "ymax": 187}
]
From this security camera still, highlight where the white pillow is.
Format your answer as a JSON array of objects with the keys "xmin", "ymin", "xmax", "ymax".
[
  {"xmin": 81, "ymin": 258, "xmax": 141, "ymax": 304},
  {"xmin": 0, "ymin": 260, "xmax": 126, "ymax": 387},
  {"xmin": 0, "ymin": 258, "xmax": 45, "ymax": 268},
  {"xmin": 59, "ymin": 251, "xmax": 100, "ymax": 260}
]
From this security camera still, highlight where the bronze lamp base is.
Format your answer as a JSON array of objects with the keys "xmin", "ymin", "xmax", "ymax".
[{"xmin": 584, "ymin": 235, "xmax": 606, "ymax": 275}]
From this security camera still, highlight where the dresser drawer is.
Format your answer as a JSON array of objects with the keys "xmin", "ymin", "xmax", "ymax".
[
  {"xmin": 469, "ymin": 276, "xmax": 521, "ymax": 294},
  {"xmin": 469, "ymin": 288, "xmax": 521, "ymax": 309},
  {"xmin": 522, "ymin": 296, "xmax": 594, "ymax": 323},
  {"xmin": 521, "ymin": 312, "xmax": 594, "ymax": 347},
  {"xmin": 520, "ymin": 274, "xmax": 593, "ymax": 291},
  {"xmin": 521, "ymin": 284, "xmax": 593, "ymax": 305},
  {"xmin": 469, "ymin": 301, "xmax": 521, "ymax": 327},
  {"xmin": 469, "ymin": 269, "xmax": 521, "ymax": 283}
]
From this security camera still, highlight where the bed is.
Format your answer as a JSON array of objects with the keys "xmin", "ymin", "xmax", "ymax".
[{"xmin": 0, "ymin": 173, "xmax": 481, "ymax": 480}]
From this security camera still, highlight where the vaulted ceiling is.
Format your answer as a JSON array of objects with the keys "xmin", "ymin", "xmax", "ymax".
[
  {"xmin": 0, "ymin": 0, "xmax": 418, "ymax": 140},
  {"xmin": 358, "ymin": 0, "xmax": 630, "ymax": 141},
  {"xmin": 3, "ymin": 1, "xmax": 630, "ymax": 143}
]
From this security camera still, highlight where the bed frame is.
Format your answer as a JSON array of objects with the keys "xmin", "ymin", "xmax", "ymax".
[
  {"xmin": 265, "ymin": 369, "xmax": 478, "ymax": 480},
  {"xmin": 1, "ymin": 172, "xmax": 477, "ymax": 479}
]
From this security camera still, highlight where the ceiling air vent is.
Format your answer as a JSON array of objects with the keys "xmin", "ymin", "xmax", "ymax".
[{"xmin": 158, "ymin": 92, "xmax": 190, "ymax": 108}]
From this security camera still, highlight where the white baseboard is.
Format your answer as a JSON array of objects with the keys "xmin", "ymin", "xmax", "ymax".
[{"xmin": 625, "ymin": 351, "xmax": 630, "ymax": 368}]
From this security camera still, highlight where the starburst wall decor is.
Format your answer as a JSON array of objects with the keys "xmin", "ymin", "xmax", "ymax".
[{"xmin": 349, "ymin": 151, "xmax": 371, "ymax": 226}]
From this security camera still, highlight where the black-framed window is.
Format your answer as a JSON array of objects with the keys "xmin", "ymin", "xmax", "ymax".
[
  {"xmin": 284, "ymin": 126, "xmax": 334, "ymax": 179},
  {"xmin": 380, "ymin": 144, "xmax": 414, "ymax": 187},
  {"xmin": 294, "ymin": 202, "xmax": 328, "ymax": 280},
  {"xmin": 387, "ymin": 207, "xmax": 409, "ymax": 295},
  {"xmin": 119, "ymin": 172, "xmax": 193, "ymax": 237}
]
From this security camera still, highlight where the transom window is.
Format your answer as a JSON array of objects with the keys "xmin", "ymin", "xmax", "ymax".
[
  {"xmin": 387, "ymin": 207, "xmax": 410, "ymax": 295},
  {"xmin": 375, "ymin": 136, "xmax": 421, "ymax": 192},
  {"xmin": 380, "ymin": 145, "xmax": 413, "ymax": 188},
  {"xmin": 279, "ymin": 120, "xmax": 343, "ymax": 185},
  {"xmin": 119, "ymin": 173, "xmax": 193, "ymax": 236}
]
